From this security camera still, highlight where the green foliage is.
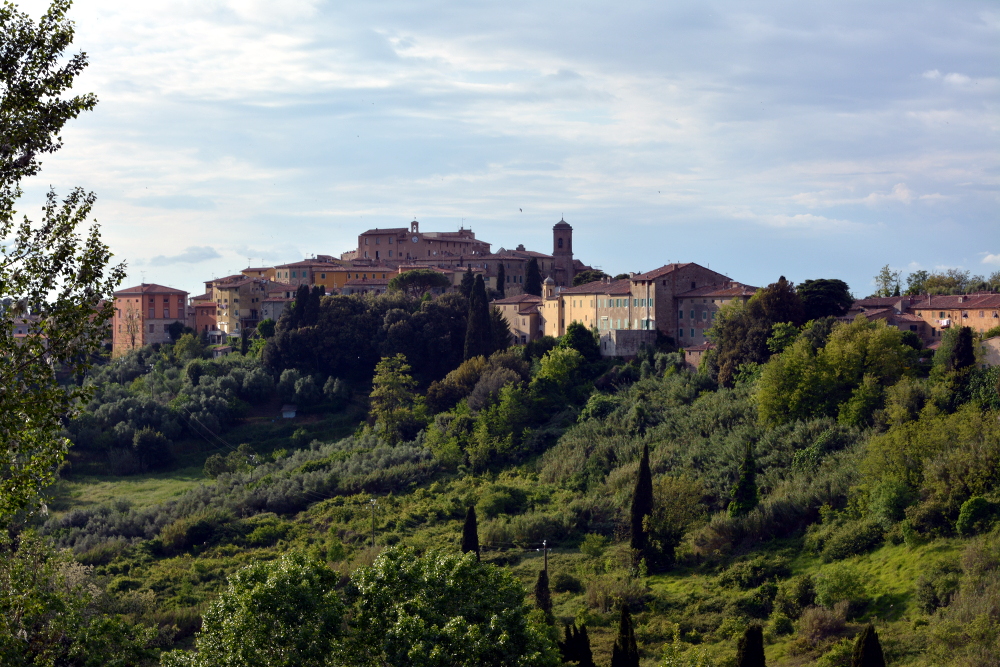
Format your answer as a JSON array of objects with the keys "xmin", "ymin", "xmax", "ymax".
[
  {"xmin": 257, "ymin": 318, "xmax": 276, "ymax": 339},
  {"xmin": 934, "ymin": 325, "xmax": 976, "ymax": 376},
  {"xmin": 850, "ymin": 624, "xmax": 885, "ymax": 667},
  {"xmin": 460, "ymin": 266, "xmax": 475, "ymax": 298},
  {"xmin": 798, "ymin": 279, "xmax": 854, "ymax": 320},
  {"xmin": 461, "ymin": 506, "xmax": 479, "ymax": 558},
  {"xmin": 629, "ymin": 444, "xmax": 653, "ymax": 556},
  {"xmin": 0, "ymin": 0, "xmax": 125, "ymax": 522},
  {"xmin": 767, "ymin": 322, "xmax": 799, "ymax": 354},
  {"xmin": 756, "ymin": 317, "xmax": 913, "ymax": 427},
  {"xmin": 534, "ymin": 568, "xmax": 553, "ymax": 620},
  {"xmin": 955, "ymin": 496, "xmax": 998, "ymax": 536},
  {"xmin": 579, "ymin": 533, "xmax": 610, "ymax": 558},
  {"xmin": 388, "ymin": 269, "xmax": 451, "ymax": 298},
  {"xmin": 345, "ymin": 546, "xmax": 560, "ymax": 666},
  {"xmin": 813, "ymin": 563, "xmax": 868, "ymax": 613},
  {"xmin": 872, "ymin": 265, "xmax": 901, "ymax": 298},
  {"xmin": 465, "ymin": 275, "xmax": 493, "ymax": 360},
  {"xmin": 561, "ymin": 322, "xmax": 601, "ymax": 363},
  {"xmin": 369, "ymin": 354, "xmax": 427, "ymax": 444},
  {"xmin": 0, "ymin": 531, "xmax": 159, "ymax": 666},
  {"xmin": 525, "ymin": 259, "xmax": 542, "ymax": 297},
  {"xmin": 610, "ymin": 605, "xmax": 639, "ymax": 667},
  {"xmin": 728, "ymin": 443, "xmax": 759, "ymax": 518},
  {"xmin": 558, "ymin": 623, "xmax": 595, "ymax": 667},
  {"xmin": 572, "ymin": 270, "xmax": 611, "ymax": 287},
  {"xmin": 161, "ymin": 551, "xmax": 343, "ymax": 667}
]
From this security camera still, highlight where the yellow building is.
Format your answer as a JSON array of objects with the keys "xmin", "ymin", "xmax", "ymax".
[{"xmin": 209, "ymin": 275, "xmax": 282, "ymax": 334}]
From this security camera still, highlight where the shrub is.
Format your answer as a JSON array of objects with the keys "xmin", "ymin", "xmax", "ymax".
[
  {"xmin": 955, "ymin": 496, "xmax": 998, "ymax": 536},
  {"xmin": 584, "ymin": 575, "xmax": 650, "ymax": 613},
  {"xmin": 476, "ymin": 485, "xmax": 528, "ymax": 518},
  {"xmin": 796, "ymin": 604, "xmax": 847, "ymax": 647},
  {"xmin": 814, "ymin": 563, "xmax": 868, "ymax": 615},
  {"xmin": 552, "ymin": 572, "xmax": 583, "ymax": 594},
  {"xmin": 579, "ymin": 533, "xmax": 610, "ymax": 558},
  {"xmin": 820, "ymin": 518, "xmax": 884, "ymax": 561},
  {"xmin": 773, "ymin": 575, "xmax": 815, "ymax": 619},
  {"xmin": 718, "ymin": 556, "xmax": 790, "ymax": 589}
]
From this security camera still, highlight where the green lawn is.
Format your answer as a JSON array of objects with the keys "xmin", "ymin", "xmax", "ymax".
[{"xmin": 47, "ymin": 466, "xmax": 207, "ymax": 515}]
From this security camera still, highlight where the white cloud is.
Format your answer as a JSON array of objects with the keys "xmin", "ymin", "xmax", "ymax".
[
  {"xmin": 982, "ymin": 253, "xmax": 1000, "ymax": 267},
  {"xmin": 864, "ymin": 183, "xmax": 914, "ymax": 205},
  {"xmin": 147, "ymin": 246, "xmax": 222, "ymax": 267},
  {"xmin": 922, "ymin": 69, "xmax": 941, "ymax": 79},
  {"xmin": 944, "ymin": 72, "xmax": 971, "ymax": 85}
]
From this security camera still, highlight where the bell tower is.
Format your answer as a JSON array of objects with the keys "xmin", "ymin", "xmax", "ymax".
[{"xmin": 552, "ymin": 217, "xmax": 574, "ymax": 286}]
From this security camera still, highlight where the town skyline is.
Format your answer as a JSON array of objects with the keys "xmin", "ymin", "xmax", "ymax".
[{"xmin": 14, "ymin": 0, "xmax": 999, "ymax": 299}]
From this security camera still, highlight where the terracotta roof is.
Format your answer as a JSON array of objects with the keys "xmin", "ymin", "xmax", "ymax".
[
  {"xmin": 274, "ymin": 259, "xmax": 338, "ymax": 269},
  {"xmin": 242, "ymin": 267, "xmax": 272, "ymax": 272},
  {"xmin": 676, "ymin": 283, "xmax": 758, "ymax": 298},
  {"xmin": 892, "ymin": 312, "xmax": 925, "ymax": 323},
  {"xmin": 114, "ymin": 283, "xmax": 187, "ymax": 296},
  {"xmin": 345, "ymin": 278, "xmax": 391, "ymax": 286},
  {"xmin": 560, "ymin": 278, "xmax": 632, "ymax": 295},
  {"xmin": 360, "ymin": 227, "xmax": 408, "ymax": 235},
  {"xmin": 683, "ymin": 342, "xmax": 716, "ymax": 352},
  {"xmin": 189, "ymin": 292, "xmax": 213, "ymax": 301},
  {"xmin": 492, "ymin": 294, "xmax": 542, "ymax": 305},
  {"xmin": 629, "ymin": 263, "xmax": 688, "ymax": 281},
  {"xmin": 911, "ymin": 294, "xmax": 1000, "ymax": 310},
  {"xmin": 195, "ymin": 302, "xmax": 218, "ymax": 308}
]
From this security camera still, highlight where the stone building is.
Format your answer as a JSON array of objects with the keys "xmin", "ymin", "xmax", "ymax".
[
  {"xmin": 112, "ymin": 283, "xmax": 189, "ymax": 357},
  {"xmin": 492, "ymin": 293, "xmax": 543, "ymax": 344}
]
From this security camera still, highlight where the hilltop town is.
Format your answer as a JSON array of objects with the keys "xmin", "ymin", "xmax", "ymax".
[{"xmin": 112, "ymin": 217, "xmax": 1000, "ymax": 364}]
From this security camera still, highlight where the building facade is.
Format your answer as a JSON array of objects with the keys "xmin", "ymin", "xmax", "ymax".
[{"xmin": 112, "ymin": 283, "xmax": 189, "ymax": 357}]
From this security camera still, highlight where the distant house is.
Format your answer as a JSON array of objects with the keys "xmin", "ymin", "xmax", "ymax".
[
  {"xmin": 211, "ymin": 345, "xmax": 233, "ymax": 358},
  {"xmin": 281, "ymin": 404, "xmax": 297, "ymax": 419},
  {"xmin": 683, "ymin": 342, "xmax": 715, "ymax": 371}
]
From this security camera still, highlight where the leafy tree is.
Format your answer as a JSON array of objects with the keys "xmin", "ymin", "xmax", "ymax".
[
  {"xmin": 955, "ymin": 497, "xmax": 997, "ymax": 536},
  {"xmin": 798, "ymin": 279, "xmax": 853, "ymax": 320},
  {"xmin": 461, "ymin": 505, "xmax": 479, "ymax": 560},
  {"xmin": 533, "ymin": 568, "xmax": 553, "ymax": 623},
  {"xmin": 0, "ymin": 0, "xmax": 125, "ymax": 523},
  {"xmin": 388, "ymin": 269, "xmax": 450, "ymax": 298},
  {"xmin": 728, "ymin": 443, "xmax": 759, "ymax": 517},
  {"xmin": 905, "ymin": 270, "xmax": 930, "ymax": 295},
  {"xmin": 645, "ymin": 476, "xmax": 705, "ymax": 570},
  {"xmin": 132, "ymin": 427, "xmax": 173, "ymax": 470},
  {"xmin": 851, "ymin": 624, "xmax": 885, "ymax": 667},
  {"xmin": 934, "ymin": 325, "xmax": 976, "ymax": 375},
  {"xmin": 557, "ymin": 624, "xmax": 595, "ymax": 667},
  {"xmin": 735, "ymin": 623, "xmax": 766, "ymax": 667},
  {"xmin": 525, "ymin": 258, "xmax": 542, "ymax": 296},
  {"xmin": 630, "ymin": 444, "xmax": 653, "ymax": 557},
  {"xmin": 0, "ymin": 531, "xmax": 159, "ymax": 666},
  {"xmin": 572, "ymin": 270, "xmax": 610, "ymax": 287},
  {"xmin": 161, "ymin": 551, "xmax": 343, "ymax": 667},
  {"xmin": 872, "ymin": 265, "xmax": 902, "ymax": 298},
  {"xmin": 460, "ymin": 266, "xmax": 475, "ymax": 298},
  {"xmin": 708, "ymin": 277, "xmax": 804, "ymax": 386},
  {"xmin": 496, "ymin": 262, "xmax": 506, "ymax": 298},
  {"xmin": 465, "ymin": 275, "xmax": 492, "ymax": 360},
  {"xmin": 344, "ymin": 546, "xmax": 559, "ymax": 666},
  {"xmin": 174, "ymin": 332, "xmax": 205, "ymax": 363},
  {"xmin": 369, "ymin": 354, "xmax": 424, "ymax": 444},
  {"xmin": 560, "ymin": 322, "xmax": 601, "ymax": 363},
  {"xmin": 167, "ymin": 320, "xmax": 187, "ymax": 342},
  {"xmin": 257, "ymin": 318, "xmax": 276, "ymax": 339},
  {"xmin": 614, "ymin": 273, "xmax": 630, "ymax": 280},
  {"xmin": 610, "ymin": 605, "xmax": 639, "ymax": 667}
]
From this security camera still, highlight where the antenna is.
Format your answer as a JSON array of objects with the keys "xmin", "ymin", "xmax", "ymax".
[{"xmin": 140, "ymin": 270, "xmax": 146, "ymax": 283}]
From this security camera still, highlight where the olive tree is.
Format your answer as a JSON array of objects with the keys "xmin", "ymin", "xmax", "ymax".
[{"xmin": 1, "ymin": 0, "xmax": 125, "ymax": 523}]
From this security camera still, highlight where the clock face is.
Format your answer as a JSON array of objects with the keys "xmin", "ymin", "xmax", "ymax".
[{"xmin": 411, "ymin": 236, "xmax": 419, "ymax": 243}]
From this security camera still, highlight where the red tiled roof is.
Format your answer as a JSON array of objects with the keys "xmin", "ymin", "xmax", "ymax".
[
  {"xmin": 360, "ymin": 227, "xmax": 408, "ymax": 235},
  {"xmin": 683, "ymin": 343, "xmax": 716, "ymax": 352},
  {"xmin": 630, "ymin": 263, "xmax": 693, "ymax": 281},
  {"xmin": 911, "ymin": 294, "xmax": 1000, "ymax": 310},
  {"xmin": 559, "ymin": 278, "xmax": 632, "ymax": 295},
  {"xmin": 114, "ymin": 283, "xmax": 187, "ymax": 296},
  {"xmin": 676, "ymin": 283, "xmax": 758, "ymax": 298},
  {"xmin": 492, "ymin": 294, "xmax": 542, "ymax": 305},
  {"xmin": 274, "ymin": 259, "xmax": 339, "ymax": 269},
  {"xmin": 190, "ymin": 292, "xmax": 213, "ymax": 301}
]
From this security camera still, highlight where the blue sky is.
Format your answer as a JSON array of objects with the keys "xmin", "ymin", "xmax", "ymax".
[{"xmin": 16, "ymin": 0, "xmax": 1000, "ymax": 297}]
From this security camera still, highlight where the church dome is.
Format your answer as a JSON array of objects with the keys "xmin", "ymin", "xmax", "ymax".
[
  {"xmin": 543, "ymin": 275, "xmax": 555, "ymax": 285},
  {"xmin": 553, "ymin": 217, "xmax": 572, "ymax": 230}
]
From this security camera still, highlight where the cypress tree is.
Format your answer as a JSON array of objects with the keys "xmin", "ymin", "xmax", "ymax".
[
  {"xmin": 735, "ymin": 624, "xmax": 766, "ymax": 667},
  {"xmin": 460, "ymin": 506, "xmax": 479, "ymax": 560},
  {"xmin": 851, "ymin": 624, "xmax": 886, "ymax": 667},
  {"xmin": 728, "ymin": 442, "xmax": 759, "ymax": 517},
  {"xmin": 610, "ymin": 605, "xmax": 639, "ymax": 667},
  {"xmin": 288, "ymin": 284, "xmax": 310, "ymax": 329},
  {"xmin": 525, "ymin": 258, "xmax": 542, "ymax": 296},
  {"xmin": 489, "ymin": 306, "xmax": 511, "ymax": 352},
  {"xmin": 460, "ymin": 266, "xmax": 475, "ymax": 298},
  {"xmin": 533, "ymin": 568, "xmax": 553, "ymax": 623},
  {"xmin": 558, "ymin": 623, "xmax": 595, "ymax": 667},
  {"xmin": 630, "ymin": 444, "xmax": 654, "ymax": 556},
  {"xmin": 496, "ymin": 262, "xmax": 506, "ymax": 298},
  {"xmin": 464, "ymin": 274, "xmax": 491, "ymax": 360}
]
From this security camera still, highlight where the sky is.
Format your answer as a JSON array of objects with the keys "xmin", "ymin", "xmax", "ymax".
[{"xmin": 14, "ymin": 0, "xmax": 1000, "ymax": 298}]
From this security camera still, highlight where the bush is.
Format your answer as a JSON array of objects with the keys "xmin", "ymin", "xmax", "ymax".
[
  {"xmin": 579, "ymin": 533, "xmax": 610, "ymax": 558},
  {"xmin": 796, "ymin": 604, "xmax": 847, "ymax": 648},
  {"xmin": 132, "ymin": 427, "xmax": 173, "ymax": 470},
  {"xmin": 476, "ymin": 485, "xmax": 528, "ymax": 518},
  {"xmin": 820, "ymin": 518, "xmax": 884, "ymax": 561},
  {"xmin": 955, "ymin": 496, "xmax": 998, "ymax": 536},
  {"xmin": 718, "ymin": 556, "xmax": 790, "ymax": 589},
  {"xmin": 773, "ymin": 575, "xmax": 815, "ymax": 619},
  {"xmin": 552, "ymin": 572, "xmax": 583, "ymax": 594},
  {"xmin": 814, "ymin": 563, "xmax": 868, "ymax": 615}
]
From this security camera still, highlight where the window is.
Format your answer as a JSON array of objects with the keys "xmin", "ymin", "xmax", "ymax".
[
  {"xmin": 365, "ymin": 238, "xmax": 369, "ymax": 245},
  {"xmin": 678, "ymin": 309, "xmax": 683, "ymax": 319},
  {"xmin": 389, "ymin": 237, "xmax": 393, "ymax": 244},
  {"xmin": 940, "ymin": 312, "xmax": 945, "ymax": 318},
  {"xmin": 979, "ymin": 311, "xmax": 984, "ymax": 317},
  {"xmin": 678, "ymin": 328, "xmax": 683, "ymax": 338},
  {"xmin": 321, "ymin": 273, "xmax": 326, "ymax": 279},
  {"xmin": 376, "ymin": 237, "xmax": 380, "ymax": 244},
  {"xmin": 148, "ymin": 324, "xmax": 154, "ymax": 333},
  {"xmin": 702, "ymin": 311, "xmax": 707, "ymax": 320},
  {"xmin": 691, "ymin": 282, "xmax": 696, "ymax": 289},
  {"xmin": 691, "ymin": 328, "xmax": 695, "ymax": 338},
  {"xmin": 690, "ymin": 309, "xmax": 695, "ymax": 319},
  {"xmin": 375, "ymin": 251, "xmax": 379, "ymax": 259},
  {"xmin": 148, "ymin": 308, "xmax": 154, "ymax": 318},
  {"xmin": 388, "ymin": 250, "xmax": 392, "ymax": 258},
  {"xmin": 163, "ymin": 309, "xmax": 169, "ymax": 318}
]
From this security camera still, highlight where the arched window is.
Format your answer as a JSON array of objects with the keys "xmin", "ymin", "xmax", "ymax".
[{"xmin": 558, "ymin": 238, "xmax": 564, "ymax": 249}]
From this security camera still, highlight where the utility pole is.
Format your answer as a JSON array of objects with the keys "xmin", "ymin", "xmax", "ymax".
[
  {"xmin": 369, "ymin": 498, "xmax": 377, "ymax": 548},
  {"xmin": 540, "ymin": 539, "xmax": 549, "ymax": 573}
]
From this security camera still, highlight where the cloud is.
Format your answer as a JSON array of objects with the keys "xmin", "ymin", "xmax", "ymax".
[
  {"xmin": 982, "ymin": 253, "xmax": 1000, "ymax": 267},
  {"xmin": 234, "ymin": 245, "xmax": 303, "ymax": 264},
  {"xmin": 864, "ymin": 183, "xmax": 914, "ymax": 205},
  {"xmin": 147, "ymin": 246, "xmax": 222, "ymax": 267},
  {"xmin": 922, "ymin": 69, "xmax": 941, "ymax": 80}
]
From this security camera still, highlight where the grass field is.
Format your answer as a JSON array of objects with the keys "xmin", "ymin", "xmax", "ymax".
[{"xmin": 47, "ymin": 466, "xmax": 207, "ymax": 515}]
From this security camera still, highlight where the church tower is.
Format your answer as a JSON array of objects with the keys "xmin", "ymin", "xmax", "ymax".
[{"xmin": 552, "ymin": 217, "xmax": 574, "ymax": 286}]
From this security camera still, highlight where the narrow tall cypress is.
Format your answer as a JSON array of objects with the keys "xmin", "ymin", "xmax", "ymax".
[
  {"xmin": 851, "ymin": 624, "xmax": 886, "ymax": 667},
  {"xmin": 630, "ymin": 444, "xmax": 654, "ymax": 555},
  {"xmin": 533, "ymin": 568, "xmax": 553, "ymax": 623},
  {"xmin": 558, "ymin": 623, "xmax": 595, "ymax": 667},
  {"xmin": 735, "ymin": 624, "xmax": 766, "ymax": 667},
  {"xmin": 524, "ymin": 258, "xmax": 542, "ymax": 296},
  {"xmin": 460, "ymin": 266, "xmax": 475, "ymax": 298},
  {"xmin": 464, "ymin": 274, "xmax": 491, "ymax": 360},
  {"xmin": 610, "ymin": 605, "xmax": 639, "ymax": 667},
  {"xmin": 460, "ymin": 506, "xmax": 479, "ymax": 561},
  {"xmin": 496, "ymin": 262, "xmax": 506, "ymax": 298},
  {"xmin": 728, "ymin": 442, "xmax": 759, "ymax": 517}
]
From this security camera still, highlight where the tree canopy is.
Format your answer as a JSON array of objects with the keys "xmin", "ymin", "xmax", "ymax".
[
  {"xmin": 388, "ymin": 269, "xmax": 451, "ymax": 298},
  {"xmin": 572, "ymin": 270, "xmax": 610, "ymax": 287},
  {"xmin": 524, "ymin": 258, "xmax": 542, "ymax": 296},
  {"xmin": 798, "ymin": 279, "xmax": 853, "ymax": 320},
  {"xmin": 0, "ymin": 0, "xmax": 124, "ymax": 523}
]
